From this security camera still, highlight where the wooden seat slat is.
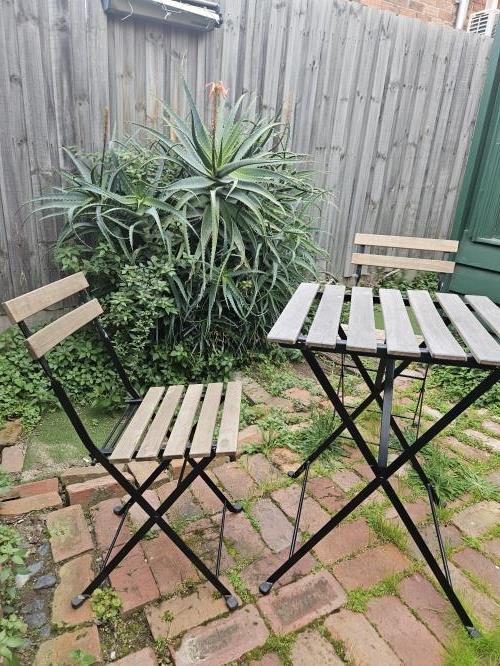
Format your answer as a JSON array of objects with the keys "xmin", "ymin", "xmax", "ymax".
[
  {"xmin": 380, "ymin": 288, "xmax": 421, "ymax": 357},
  {"xmin": 216, "ymin": 381, "xmax": 242, "ymax": 458},
  {"xmin": 354, "ymin": 233, "xmax": 459, "ymax": 253},
  {"xmin": 110, "ymin": 387, "xmax": 165, "ymax": 462},
  {"xmin": 3, "ymin": 272, "xmax": 89, "ymax": 323},
  {"xmin": 189, "ymin": 383, "xmax": 224, "ymax": 459},
  {"xmin": 135, "ymin": 385, "xmax": 185, "ymax": 460},
  {"xmin": 25, "ymin": 299, "xmax": 103, "ymax": 359},
  {"xmin": 267, "ymin": 283, "xmax": 319, "ymax": 344},
  {"xmin": 346, "ymin": 287, "xmax": 377, "ymax": 353},
  {"xmin": 306, "ymin": 285, "xmax": 345, "ymax": 349},
  {"xmin": 351, "ymin": 253, "xmax": 455, "ymax": 274},
  {"xmin": 408, "ymin": 290, "xmax": 467, "ymax": 361},
  {"xmin": 437, "ymin": 293, "xmax": 500, "ymax": 366},
  {"xmin": 464, "ymin": 295, "xmax": 500, "ymax": 339},
  {"xmin": 163, "ymin": 384, "xmax": 204, "ymax": 459}
]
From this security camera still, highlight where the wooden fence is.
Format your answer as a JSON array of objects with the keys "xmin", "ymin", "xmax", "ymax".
[{"xmin": 0, "ymin": 0, "xmax": 493, "ymax": 302}]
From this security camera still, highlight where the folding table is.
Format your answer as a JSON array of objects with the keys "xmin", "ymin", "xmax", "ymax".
[{"xmin": 260, "ymin": 283, "xmax": 500, "ymax": 637}]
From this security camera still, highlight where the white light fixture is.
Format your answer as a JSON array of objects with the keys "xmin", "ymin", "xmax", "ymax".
[{"xmin": 101, "ymin": 0, "xmax": 222, "ymax": 31}]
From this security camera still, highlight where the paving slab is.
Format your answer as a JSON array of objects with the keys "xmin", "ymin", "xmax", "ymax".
[
  {"xmin": 241, "ymin": 547, "xmax": 316, "ymax": 594},
  {"xmin": 0, "ymin": 491, "xmax": 62, "ymax": 516},
  {"xmin": 142, "ymin": 532, "xmax": 199, "ymax": 596},
  {"xmin": 272, "ymin": 485, "xmax": 330, "ymax": 533},
  {"xmin": 291, "ymin": 629, "xmax": 343, "ymax": 665},
  {"xmin": 464, "ymin": 429, "xmax": 500, "ymax": 453},
  {"xmin": 213, "ymin": 462, "xmax": 258, "ymax": 500},
  {"xmin": 445, "ymin": 563, "xmax": 500, "ymax": 631},
  {"xmin": 52, "ymin": 553, "xmax": 95, "ymax": 627},
  {"xmin": 1, "ymin": 477, "xmax": 58, "ymax": 500},
  {"xmin": 223, "ymin": 511, "xmax": 269, "ymax": 559},
  {"xmin": 173, "ymin": 604, "xmax": 268, "ymax": 666},
  {"xmin": 453, "ymin": 547, "xmax": 500, "ymax": 598},
  {"xmin": 313, "ymin": 518, "xmax": 374, "ymax": 564},
  {"xmin": 107, "ymin": 647, "xmax": 158, "ymax": 665},
  {"xmin": 451, "ymin": 501, "xmax": 500, "ymax": 537},
  {"xmin": 46, "ymin": 504, "xmax": 93, "ymax": 563},
  {"xmin": 34, "ymin": 626, "xmax": 102, "ymax": 666},
  {"xmin": 397, "ymin": 573, "xmax": 453, "ymax": 644},
  {"xmin": 109, "ymin": 547, "xmax": 160, "ymax": 613},
  {"xmin": 366, "ymin": 596, "xmax": 444, "ymax": 665},
  {"xmin": 257, "ymin": 570, "xmax": 346, "ymax": 633},
  {"xmin": 145, "ymin": 582, "xmax": 227, "ymax": 639},
  {"xmin": 67, "ymin": 473, "xmax": 134, "ymax": 508},
  {"xmin": 332, "ymin": 544, "xmax": 411, "ymax": 591},
  {"xmin": 127, "ymin": 460, "xmax": 170, "ymax": 488},
  {"xmin": 325, "ymin": 608, "xmax": 400, "ymax": 666},
  {"xmin": 251, "ymin": 499, "xmax": 294, "ymax": 552}
]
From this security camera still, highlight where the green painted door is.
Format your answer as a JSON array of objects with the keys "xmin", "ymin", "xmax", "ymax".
[{"xmin": 448, "ymin": 31, "xmax": 500, "ymax": 302}]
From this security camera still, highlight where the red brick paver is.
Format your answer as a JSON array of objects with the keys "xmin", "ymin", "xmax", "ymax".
[
  {"xmin": 1, "ymin": 477, "xmax": 58, "ymax": 500},
  {"xmin": 213, "ymin": 462, "xmax": 257, "ymax": 500},
  {"xmin": 397, "ymin": 574, "xmax": 453, "ymax": 644},
  {"xmin": 127, "ymin": 460, "xmax": 169, "ymax": 488},
  {"xmin": 34, "ymin": 626, "xmax": 102, "ymax": 666},
  {"xmin": 366, "ymin": 596, "xmax": 444, "ymax": 665},
  {"xmin": 157, "ymin": 481, "xmax": 202, "ymax": 521},
  {"xmin": 313, "ymin": 518, "xmax": 374, "ymax": 564},
  {"xmin": 173, "ymin": 605, "xmax": 268, "ymax": 666},
  {"xmin": 249, "ymin": 654, "xmax": 282, "ymax": 666},
  {"xmin": 46, "ymin": 504, "xmax": 93, "ymax": 563},
  {"xmin": 223, "ymin": 511, "xmax": 269, "ymax": 559},
  {"xmin": 324, "ymin": 608, "xmax": 400, "ymax": 665},
  {"xmin": 386, "ymin": 499, "xmax": 429, "ymax": 525},
  {"xmin": 272, "ymin": 485, "xmax": 330, "ymax": 533},
  {"xmin": 453, "ymin": 548, "xmax": 500, "ymax": 597},
  {"xmin": 145, "ymin": 582, "xmax": 227, "ymax": 639},
  {"xmin": 447, "ymin": 562, "xmax": 500, "ymax": 630},
  {"xmin": 291, "ymin": 629, "xmax": 343, "ymax": 665},
  {"xmin": 332, "ymin": 544, "xmax": 411, "ymax": 591},
  {"xmin": 257, "ymin": 570, "xmax": 346, "ymax": 633},
  {"xmin": 60, "ymin": 464, "xmax": 125, "ymax": 486},
  {"xmin": 451, "ymin": 501, "xmax": 500, "ymax": 537},
  {"xmin": 109, "ymin": 548, "xmax": 160, "ymax": 613},
  {"xmin": 67, "ymin": 473, "xmax": 134, "ymax": 508},
  {"xmin": 142, "ymin": 533, "xmax": 199, "ymax": 596},
  {"xmin": 331, "ymin": 469, "xmax": 362, "ymax": 492},
  {"xmin": 51, "ymin": 554, "xmax": 95, "ymax": 627},
  {"xmin": 189, "ymin": 476, "xmax": 222, "ymax": 515},
  {"xmin": 244, "ymin": 453, "xmax": 279, "ymax": 484},
  {"xmin": 241, "ymin": 547, "xmax": 316, "ymax": 594},
  {"xmin": 0, "ymin": 491, "xmax": 62, "ymax": 516},
  {"xmin": 108, "ymin": 647, "xmax": 158, "ymax": 665},
  {"xmin": 483, "ymin": 538, "xmax": 500, "ymax": 561},
  {"xmin": 307, "ymin": 476, "xmax": 346, "ymax": 513},
  {"xmin": 251, "ymin": 499, "xmax": 294, "ymax": 552},
  {"xmin": 0, "ymin": 445, "xmax": 25, "ymax": 472}
]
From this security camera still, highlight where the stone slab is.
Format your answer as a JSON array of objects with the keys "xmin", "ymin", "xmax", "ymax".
[
  {"xmin": 34, "ymin": 626, "xmax": 102, "ymax": 666},
  {"xmin": 46, "ymin": 504, "xmax": 93, "ymax": 563}
]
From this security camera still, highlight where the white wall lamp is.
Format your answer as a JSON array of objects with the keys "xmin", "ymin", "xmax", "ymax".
[{"xmin": 101, "ymin": 0, "xmax": 223, "ymax": 31}]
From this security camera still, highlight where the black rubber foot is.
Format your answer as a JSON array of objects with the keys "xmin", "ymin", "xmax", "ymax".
[
  {"xmin": 113, "ymin": 504, "xmax": 126, "ymax": 516},
  {"xmin": 224, "ymin": 595, "xmax": 239, "ymax": 611},
  {"xmin": 259, "ymin": 581, "xmax": 273, "ymax": 595},
  {"xmin": 71, "ymin": 594, "xmax": 89, "ymax": 609},
  {"xmin": 287, "ymin": 469, "xmax": 300, "ymax": 479},
  {"xmin": 466, "ymin": 626, "xmax": 481, "ymax": 639},
  {"xmin": 229, "ymin": 502, "xmax": 243, "ymax": 514}
]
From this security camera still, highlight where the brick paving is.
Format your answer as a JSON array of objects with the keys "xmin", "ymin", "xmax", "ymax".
[{"xmin": 4, "ymin": 373, "xmax": 499, "ymax": 665}]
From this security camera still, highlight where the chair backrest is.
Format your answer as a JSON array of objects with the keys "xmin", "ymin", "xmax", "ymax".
[
  {"xmin": 2, "ymin": 272, "xmax": 103, "ymax": 359},
  {"xmin": 351, "ymin": 233, "xmax": 459, "ymax": 276}
]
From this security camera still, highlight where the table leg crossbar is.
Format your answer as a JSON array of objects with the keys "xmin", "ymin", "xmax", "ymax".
[{"xmin": 260, "ymin": 349, "xmax": 499, "ymax": 637}]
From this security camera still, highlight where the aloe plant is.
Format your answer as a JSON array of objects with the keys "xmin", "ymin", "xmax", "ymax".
[{"xmin": 32, "ymin": 83, "xmax": 327, "ymax": 362}]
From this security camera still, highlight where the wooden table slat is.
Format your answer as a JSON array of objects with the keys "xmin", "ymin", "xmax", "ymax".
[
  {"xmin": 136, "ymin": 385, "xmax": 185, "ymax": 460},
  {"xmin": 464, "ymin": 295, "xmax": 500, "ymax": 339},
  {"xmin": 216, "ymin": 381, "xmax": 242, "ymax": 458},
  {"xmin": 408, "ymin": 290, "xmax": 467, "ymax": 361},
  {"xmin": 379, "ymin": 289, "xmax": 421, "ymax": 357},
  {"xmin": 267, "ymin": 283, "xmax": 319, "ymax": 344},
  {"xmin": 437, "ymin": 293, "xmax": 500, "ymax": 366},
  {"xmin": 163, "ymin": 384, "xmax": 204, "ymax": 459},
  {"xmin": 306, "ymin": 284, "xmax": 345, "ymax": 348},
  {"xmin": 189, "ymin": 383, "xmax": 224, "ymax": 459},
  {"xmin": 346, "ymin": 286, "xmax": 377, "ymax": 353}
]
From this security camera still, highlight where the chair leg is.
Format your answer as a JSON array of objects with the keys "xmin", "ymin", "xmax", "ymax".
[
  {"xmin": 412, "ymin": 365, "xmax": 430, "ymax": 440},
  {"xmin": 113, "ymin": 458, "xmax": 171, "ymax": 516},
  {"xmin": 187, "ymin": 458, "xmax": 243, "ymax": 513}
]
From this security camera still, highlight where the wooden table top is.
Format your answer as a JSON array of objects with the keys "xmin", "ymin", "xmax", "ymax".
[{"xmin": 268, "ymin": 284, "xmax": 500, "ymax": 368}]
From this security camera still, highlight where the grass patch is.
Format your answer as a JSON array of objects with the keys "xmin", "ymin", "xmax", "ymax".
[
  {"xmin": 242, "ymin": 633, "xmax": 296, "ymax": 666},
  {"xmin": 406, "ymin": 444, "xmax": 497, "ymax": 503},
  {"xmin": 289, "ymin": 409, "xmax": 344, "ymax": 472},
  {"xmin": 445, "ymin": 625, "xmax": 500, "ymax": 666},
  {"xmin": 361, "ymin": 503, "xmax": 408, "ymax": 551},
  {"xmin": 345, "ymin": 571, "xmax": 411, "ymax": 613},
  {"xmin": 24, "ymin": 406, "xmax": 121, "ymax": 469}
]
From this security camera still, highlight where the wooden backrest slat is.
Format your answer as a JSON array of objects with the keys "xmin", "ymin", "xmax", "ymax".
[
  {"xmin": 351, "ymin": 253, "xmax": 456, "ymax": 274},
  {"xmin": 346, "ymin": 287, "xmax": 377, "ymax": 353},
  {"xmin": 25, "ymin": 299, "xmax": 103, "ymax": 359},
  {"xmin": 306, "ymin": 285, "xmax": 345, "ymax": 349},
  {"xmin": 437, "ymin": 293, "xmax": 500, "ymax": 366},
  {"xmin": 354, "ymin": 234, "xmax": 459, "ymax": 253},
  {"xmin": 3, "ymin": 272, "xmax": 89, "ymax": 324},
  {"xmin": 379, "ymin": 288, "xmax": 421, "ymax": 357}
]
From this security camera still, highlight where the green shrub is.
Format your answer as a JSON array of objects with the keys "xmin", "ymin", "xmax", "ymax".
[{"xmin": 32, "ymin": 82, "xmax": 326, "ymax": 380}]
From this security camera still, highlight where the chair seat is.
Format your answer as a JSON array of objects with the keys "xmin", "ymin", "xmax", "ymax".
[{"xmin": 109, "ymin": 381, "xmax": 242, "ymax": 463}]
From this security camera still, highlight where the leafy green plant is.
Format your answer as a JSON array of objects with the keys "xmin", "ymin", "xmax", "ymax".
[
  {"xmin": 68, "ymin": 649, "xmax": 98, "ymax": 666},
  {"xmin": 91, "ymin": 588, "xmax": 123, "ymax": 624},
  {"xmin": 0, "ymin": 470, "xmax": 12, "ymax": 497},
  {"xmin": 0, "ymin": 615, "xmax": 27, "ymax": 665},
  {"xmin": 0, "ymin": 525, "xmax": 28, "ymax": 604},
  {"xmin": 32, "ymin": 82, "xmax": 326, "ymax": 380}
]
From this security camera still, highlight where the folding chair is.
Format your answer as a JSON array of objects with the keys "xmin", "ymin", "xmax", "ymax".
[
  {"xmin": 338, "ymin": 233, "xmax": 459, "ymax": 438},
  {"xmin": 2, "ymin": 272, "xmax": 243, "ymax": 610}
]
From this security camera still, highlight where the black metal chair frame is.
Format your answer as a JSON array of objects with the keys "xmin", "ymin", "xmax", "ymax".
[
  {"xmin": 259, "ymin": 295, "xmax": 499, "ymax": 638},
  {"xmin": 16, "ymin": 301, "xmax": 241, "ymax": 611}
]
